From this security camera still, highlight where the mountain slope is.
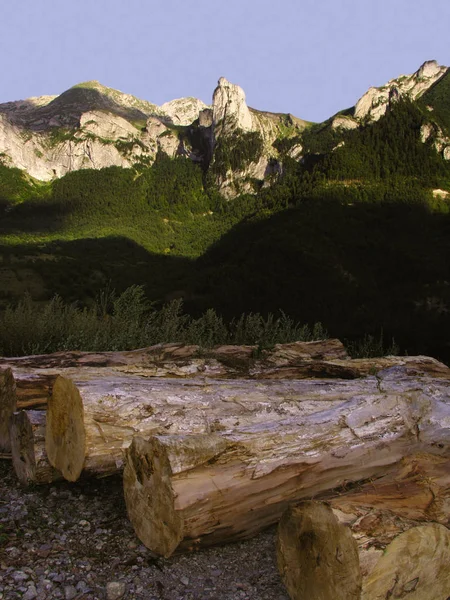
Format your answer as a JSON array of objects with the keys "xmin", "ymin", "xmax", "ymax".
[{"xmin": 1, "ymin": 62, "xmax": 450, "ymax": 361}]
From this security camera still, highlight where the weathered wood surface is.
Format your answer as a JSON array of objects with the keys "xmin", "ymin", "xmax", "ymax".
[
  {"xmin": 47, "ymin": 363, "xmax": 450, "ymax": 484},
  {"xmin": 10, "ymin": 410, "xmax": 62, "ymax": 486},
  {"xmin": 0, "ymin": 368, "xmax": 16, "ymax": 452},
  {"xmin": 0, "ymin": 339, "xmax": 348, "ymax": 377},
  {"xmin": 46, "ymin": 374, "xmax": 373, "ymax": 482},
  {"xmin": 323, "ymin": 453, "xmax": 450, "ymax": 526},
  {"xmin": 2, "ymin": 369, "xmax": 118, "ymax": 463},
  {"xmin": 2, "ymin": 341, "xmax": 450, "ymax": 382},
  {"xmin": 277, "ymin": 498, "xmax": 450, "ymax": 600},
  {"xmin": 122, "ymin": 378, "xmax": 450, "ymax": 557}
]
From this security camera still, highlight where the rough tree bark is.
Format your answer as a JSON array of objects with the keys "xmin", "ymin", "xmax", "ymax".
[
  {"xmin": 277, "ymin": 478, "xmax": 450, "ymax": 600},
  {"xmin": 122, "ymin": 382, "xmax": 450, "ymax": 557}
]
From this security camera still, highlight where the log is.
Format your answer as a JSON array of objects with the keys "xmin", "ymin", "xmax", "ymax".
[
  {"xmin": 10, "ymin": 410, "xmax": 62, "ymax": 485},
  {"xmin": 277, "ymin": 498, "xmax": 450, "ymax": 600},
  {"xmin": 0, "ymin": 368, "xmax": 16, "ymax": 452},
  {"xmin": 3, "ymin": 341, "xmax": 449, "ymax": 381},
  {"xmin": 46, "ymin": 374, "xmax": 373, "ymax": 482},
  {"xmin": 0, "ymin": 340, "xmax": 347, "ymax": 378},
  {"xmin": 122, "ymin": 387, "xmax": 450, "ymax": 557},
  {"xmin": 15, "ymin": 373, "xmax": 56, "ymax": 409}
]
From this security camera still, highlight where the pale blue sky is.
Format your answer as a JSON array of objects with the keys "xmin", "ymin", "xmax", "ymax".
[{"xmin": 1, "ymin": 0, "xmax": 449, "ymax": 122}]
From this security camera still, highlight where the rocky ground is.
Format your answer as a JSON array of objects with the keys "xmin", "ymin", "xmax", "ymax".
[{"xmin": 0, "ymin": 459, "xmax": 289, "ymax": 600}]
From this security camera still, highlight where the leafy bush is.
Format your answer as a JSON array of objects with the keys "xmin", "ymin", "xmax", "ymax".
[{"xmin": 0, "ymin": 286, "xmax": 328, "ymax": 355}]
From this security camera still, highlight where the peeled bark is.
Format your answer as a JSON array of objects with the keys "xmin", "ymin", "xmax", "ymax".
[
  {"xmin": 46, "ymin": 374, "xmax": 371, "ymax": 482},
  {"xmin": 122, "ymin": 386, "xmax": 450, "ymax": 557},
  {"xmin": 277, "ymin": 498, "xmax": 450, "ymax": 600},
  {"xmin": 10, "ymin": 410, "xmax": 62, "ymax": 485},
  {"xmin": 0, "ymin": 368, "xmax": 16, "ymax": 452}
]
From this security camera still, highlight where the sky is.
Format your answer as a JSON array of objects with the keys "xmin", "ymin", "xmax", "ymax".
[{"xmin": 1, "ymin": 0, "xmax": 449, "ymax": 123}]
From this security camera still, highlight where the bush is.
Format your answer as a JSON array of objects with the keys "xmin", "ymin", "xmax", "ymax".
[
  {"xmin": 0, "ymin": 287, "xmax": 329, "ymax": 355},
  {"xmin": 346, "ymin": 331, "xmax": 399, "ymax": 359}
]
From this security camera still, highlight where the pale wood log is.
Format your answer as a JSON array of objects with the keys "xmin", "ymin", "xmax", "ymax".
[
  {"xmin": 122, "ymin": 386, "xmax": 450, "ymax": 557},
  {"xmin": 10, "ymin": 410, "xmax": 62, "ymax": 485},
  {"xmin": 277, "ymin": 497, "xmax": 450, "ymax": 600},
  {"xmin": 0, "ymin": 368, "xmax": 16, "ymax": 452},
  {"xmin": 48, "ymin": 365, "xmax": 450, "ymax": 483},
  {"xmin": 46, "ymin": 374, "xmax": 374, "ymax": 482}
]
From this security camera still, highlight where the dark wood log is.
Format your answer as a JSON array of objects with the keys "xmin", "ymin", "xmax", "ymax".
[
  {"xmin": 0, "ymin": 368, "xmax": 16, "ymax": 452},
  {"xmin": 122, "ymin": 385, "xmax": 450, "ymax": 557},
  {"xmin": 10, "ymin": 410, "xmax": 62, "ymax": 485}
]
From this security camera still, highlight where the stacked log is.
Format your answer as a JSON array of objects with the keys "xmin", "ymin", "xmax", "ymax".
[
  {"xmin": 0, "ymin": 368, "xmax": 16, "ymax": 453},
  {"xmin": 1, "ymin": 343, "xmax": 450, "ymax": 594},
  {"xmin": 45, "ymin": 374, "xmax": 369, "ymax": 482},
  {"xmin": 9, "ymin": 410, "xmax": 62, "ymax": 485},
  {"xmin": 3, "ymin": 339, "xmax": 352, "ymax": 483},
  {"xmin": 277, "ymin": 500, "xmax": 450, "ymax": 600},
  {"xmin": 122, "ymin": 383, "xmax": 450, "ymax": 557}
]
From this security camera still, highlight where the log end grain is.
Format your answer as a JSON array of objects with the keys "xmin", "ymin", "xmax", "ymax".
[
  {"xmin": 123, "ymin": 436, "xmax": 184, "ymax": 558},
  {"xmin": 46, "ymin": 376, "xmax": 86, "ymax": 482},
  {"xmin": 277, "ymin": 501, "xmax": 362, "ymax": 600},
  {"xmin": 362, "ymin": 523, "xmax": 450, "ymax": 600}
]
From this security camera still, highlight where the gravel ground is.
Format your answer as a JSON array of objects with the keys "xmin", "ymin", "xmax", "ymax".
[{"xmin": 0, "ymin": 460, "xmax": 290, "ymax": 600}]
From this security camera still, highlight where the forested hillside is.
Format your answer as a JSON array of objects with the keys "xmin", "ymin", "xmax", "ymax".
[{"xmin": 1, "ymin": 86, "xmax": 450, "ymax": 361}]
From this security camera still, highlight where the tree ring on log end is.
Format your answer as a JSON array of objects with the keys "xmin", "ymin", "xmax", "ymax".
[
  {"xmin": 277, "ymin": 501, "xmax": 362, "ymax": 600},
  {"xmin": 123, "ymin": 436, "xmax": 184, "ymax": 558},
  {"xmin": 46, "ymin": 376, "xmax": 86, "ymax": 481},
  {"xmin": 362, "ymin": 523, "xmax": 450, "ymax": 600}
]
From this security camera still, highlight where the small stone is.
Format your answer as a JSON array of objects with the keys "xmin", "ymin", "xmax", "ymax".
[
  {"xmin": 211, "ymin": 569, "xmax": 222, "ymax": 577},
  {"xmin": 76, "ymin": 580, "xmax": 88, "ymax": 592},
  {"xmin": 78, "ymin": 520, "xmax": 91, "ymax": 531},
  {"xmin": 23, "ymin": 586, "xmax": 37, "ymax": 600},
  {"xmin": 180, "ymin": 576, "xmax": 189, "ymax": 586},
  {"xmin": 106, "ymin": 581, "xmax": 127, "ymax": 600},
  {"xmin": 11, "ymin": 571, "xmax": 29, "ymax": 583},
  {"xmin": 64, "ymin": 584, "xmax": 77, "ymax": 600}
]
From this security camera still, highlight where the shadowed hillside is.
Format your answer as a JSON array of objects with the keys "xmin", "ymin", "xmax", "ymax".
[{"xmin": 193, "ymin": 200, "xmax": 450, "ymax": 362}]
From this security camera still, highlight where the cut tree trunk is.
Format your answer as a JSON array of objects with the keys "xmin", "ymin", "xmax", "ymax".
[
  {"xmin": 0, "ymin": 339, "xmax": 348, "ymax": 374},
  {"xmin": 277, "ymin": 494, "xmax": 450, "ymax": 600},
  {"xmin": 46, "ymin": 374, "xmax": 376, "ymax": 482},
  {"xmin": 122, "ymin": 384, "xmax": 450, "ymax": 557},
  {"xmin": 0, "ymin": 368, "xmax": 16, "ymax": 453},
  {"xmin": 48, "ymin": 364, "xmax": 450, "ymax": 484},
  {"xmin": 2, "ymin": 341, "xmax": 449, "ymax": 382},
  {"xmin": 10, "ymin": 410, "xmax": 62, "ymax": 485}
]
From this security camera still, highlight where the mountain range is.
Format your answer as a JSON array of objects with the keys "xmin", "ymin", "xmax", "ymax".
[{"xmin": 0, "ymin": 60, "xmax": 449, "ymax": 361}]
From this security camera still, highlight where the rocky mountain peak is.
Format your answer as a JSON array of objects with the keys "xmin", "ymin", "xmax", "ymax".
[
  {"xmin": 416, "ymin": 60, "xmax": 443, "ymax": 79},
  {"xmin": 354, "ymin": 60, "xmax": 448, "ymax": 122},
  {"xmin": 212, "ymin": 77, "xmax": 254, "ymax": 136},
  {"xmin": 160, "ymin": 97, "xmax": 210, "ymax": 126}
]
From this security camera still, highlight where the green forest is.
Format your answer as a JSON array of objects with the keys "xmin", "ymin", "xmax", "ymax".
[{"xmin": 1, "ymin": 95, "xmax": 450, "ymax": 361}]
